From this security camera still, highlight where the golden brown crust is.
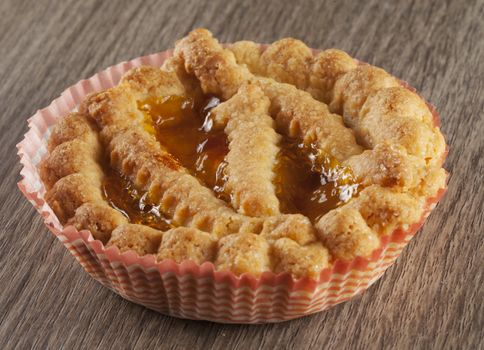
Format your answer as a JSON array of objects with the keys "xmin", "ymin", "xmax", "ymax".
[
  {"xmin": 107, "ymin": 224, "xmax": 162, "ymax": 255},
  {"xmin": 230, "ymin": 37, "xmax": 445, "ymax": 166},
  {"xmin": 229, "ymin": 37, "xmax": 446, "ymax": 195},
  {"xmin": 260, "ymin": 214, "xmax": 316, "ymax": 245},
  {"xmin": 80, "ymin": 61, "xmax": 321, "ymax": 245},
  {"xmin": 417, "ymin": 167, "xmax": 447, "ymax": 198},
  {"xmin": 80, "ymin": 88, "xmax": 137, "ymax": 137},
  {"xmin": 45, "ymin": 173, "xmax": 103, "ymax": 224},
  {"xmin": 229, "ymin": 41, "xmax": 263, "ymax": 74},
  {"xmin": 157, "ymin": 227, "xmax": 217, "ymax": 264},
  {"xmin": 215, "ymin": 233, "xmax": 270, "ymax": 276},
  {"xmin": 172, "ymin": 29, "xmax": 363, "ymax": 162},
  {"xmin": 162, "ymin": 55, "xmax": 206, "ymax": 101},
  {"xmin": 82, "ymin": 70, "xmax": 250, "ymax": 238},
  {"xmin": 121, "ymin": 66, "xmax": 186, "ymax": 98},
  {"xmin": 106, "ymin": 127, "xmax": 243, "ymax": 235},
  {"xmin": 344, "ymin": 142, "xmax": 426, "ymax": 190},
  {"xmin": 47, "ymin": 113, "xmax": 98, "ymax": 152},
  {"xmin": 107, "ymin": 128, "xmax": 183, "ymax": 189},
  {"xmin": 358, "ymin": 87, "xmax": 446, "ymax": 164},
  {"xmin": 330, "ymin": 65, "xmax": 400, "ymax": 125},
  {"xmin": 259, "ymin": 38, "xmax": 313, "ymax": 90},
  {"xmin": 231, "ymin": 43, "xmax": 357, "ymax": 105},
  {"xmin": 68, "ymin": 202, "xmax": 127, "ymax": 244},
  {"xmin": 39, "ymin": 139, "xmax": 102, "ymax": 190},
  {"xmin": 308, "ymin": 49, "xmax": 357, "ymax": 103},
  {"xmin": 272, "ymin": 238, "xmax": 329, "ymax": 278},
  {"xmin": 157, "ymin": 174, "xmax": 241, "ymax": 234},
  {"xmin": 349, "ymin": 185, "xmax": 423, "ymax": 235},
  {"xmin": 40, "ymin": 110, "xmax": 119, "ymax": 244},
  {"xmin": 173, "ymin": 28, "xmax": 248, "ymax": 100},
  {"xmin": 213, "ymin": 83, "xmax": 281, "ymax": 216},
  {"xmin": 316, "ymin": 207, "xmax": 379, "ymax": 261},
  {"xmin": 258, "ymin": 79, "xmax": 363, "ymax": 161},
  {"xmin": 40, "ymin": 29, "xmax": 447, "ymax": 279},
  {"xmin": 361, "ymin": 86, "xmax": 433, "ymax": 123}
]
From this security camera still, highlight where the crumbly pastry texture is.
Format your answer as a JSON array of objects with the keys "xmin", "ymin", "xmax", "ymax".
[{"xmin": 39, "ymin": 28, "xmax": 447, "ymax": 279}]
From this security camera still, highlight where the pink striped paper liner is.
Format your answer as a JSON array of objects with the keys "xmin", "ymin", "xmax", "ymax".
[{"xmin": 17, "ymin": 47, "xmax": 447, "ymax": 323}]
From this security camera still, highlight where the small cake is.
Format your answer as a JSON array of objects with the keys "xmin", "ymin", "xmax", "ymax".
[{"xmin": 38, "ymin": 28, "xmax": 447, "ymax": 279}]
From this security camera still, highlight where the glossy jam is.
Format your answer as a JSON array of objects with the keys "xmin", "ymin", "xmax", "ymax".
[
  {"xmin": 137, "ymin": 95, "xmax": 229, "ymax": 201},
  {"xmin": 274, "ymin": 140, "xmax": 360, "ymax": 222},
  {"xmin": 103, "ymin": 94, "xmax": 359, "ymax": 225},
  {"xmin": 102, "ymin": 95, "xmax": 228, "ymax": 229},
  {"xmin": 102, "ymin": 166, "xmax": 174, "ymax": 231}
]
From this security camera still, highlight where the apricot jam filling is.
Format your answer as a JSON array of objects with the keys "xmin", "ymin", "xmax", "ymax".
[
  {"xmin": 102, "ymin": 94, "xmax": 359, "ymax": 225},
  {"xmin": 101, "ymin": 95, "xmax": 229, "ymax": 228},
  {"xmin": 274, "ymin": 140, "xmax": 360, "ymax": 222},
  {"xmin": 137, "ymin": 95, "xmax": 229, "ymax": 200},
  {"xmin": 102, "ymin": 166, "xmax": 174, "ymax": 231}
]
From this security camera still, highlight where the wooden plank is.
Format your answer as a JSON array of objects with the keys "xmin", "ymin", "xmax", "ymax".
[{"xmin": 0, "ymin": 0, "xmax": 482, "ymax": 348}]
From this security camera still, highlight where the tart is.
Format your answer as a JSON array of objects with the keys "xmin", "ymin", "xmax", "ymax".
[{"xmin": 38, "ymin": 29, "xmax": 447, "ymax": 280}]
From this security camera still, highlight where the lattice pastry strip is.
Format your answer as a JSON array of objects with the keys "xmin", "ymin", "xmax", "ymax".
[
  {"xmin": 74, "ymin": 65, "xmax": 326, "ymax": 277},
  {"xmin": 170, "ymin": 29, "xmax": 443, "ymax": 196},
  {"xmin": 43, "ymin": 116, "xmax": 228, "ymax": 265},
  {"xmin": 165, "ymin": 29, "xmax": 439, "ymax": 255},
  {"xmin": 211, "ymin": 82, "xmax": 281, "ymax": 217},
  {"xmin": 172, "ymin": 28, "xmax": 363, "ymax": 162},
  {"xmin": 80, "ymin": 68, "xmax": 244, "ymax": 235},
  {"xmin": 230, "ymin": 38, "xmax": 446, "ymax": 168},
  {"xmin": 82, "ymin": 67, "xmax": 316, "ymax": 237},
  {"xmin": 175, "ymin": 30, "xmax": 408, "ymax": 190}
]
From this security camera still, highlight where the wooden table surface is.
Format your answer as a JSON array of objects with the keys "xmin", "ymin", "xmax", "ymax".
[{"xmin": 1, "ymin": 0, "xmax": 483, "ymax": 349}]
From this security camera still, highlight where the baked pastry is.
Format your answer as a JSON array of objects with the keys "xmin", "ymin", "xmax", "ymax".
[{"xmin": 39, "ymin": 29, "xmax": 447, "ymax": 279}]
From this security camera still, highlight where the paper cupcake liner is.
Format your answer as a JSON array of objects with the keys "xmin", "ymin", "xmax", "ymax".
[{"xmin": 17, "ymin": 46, "xmax": 447, "ymax": 323}]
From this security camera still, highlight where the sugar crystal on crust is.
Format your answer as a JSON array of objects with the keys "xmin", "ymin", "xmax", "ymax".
[
  {"xmin": 309, "ymin": 49, "xmax": 357, "ymax": 103},
  {"xmin": 272, "ymin": 238, "xmax": 329, "ymax": 278},
  {"xmin": 108, "ymin": 224, "xmax": 162, "ymax": 255},
  {"xmin": 215, "ymin": 233, "xmax": 270, "ymax": 276},
  {"xmin": 47, "ymin": 112, "xmax": 99, "ymax": 153},
  {"xmin": 157, "ymin": 227, "xmax": 217, "ymax": 264},
  {"xmin": 229, "ymin": 41, "xmax": 263, "ymax": 75},
  {"xmin": 330, "ymin": 65, "xmax": 400, "ymax": 125},
  {"xmin": 316, "ymin": 207, "xmax": 379, "ymax": 261},
  {"xmin": 68, "ymin": 202, "xmax": 127, "ymax": 244},
  {"xmin": 344, "ymin": 142, "xmax": 426, "ymax": 190},
  {"xmin": 349, "ymin": 185, "xmax": 423, "ymax": 235},
  {"xmin": 45, "ymin": 173, "xmax": 104, "ymax": 224},
  {"xmin": 259, "ymin": 38, "xmax": 314, "ymax": 90},
  {"xmin": 39, "ymin": 139, "xmax": 102, "ymax": 190}
]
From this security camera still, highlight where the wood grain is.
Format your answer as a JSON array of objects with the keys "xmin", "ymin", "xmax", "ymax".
[{"xmin": 1, "ymin": 0, "xmax": 483, "ymax": 348}]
